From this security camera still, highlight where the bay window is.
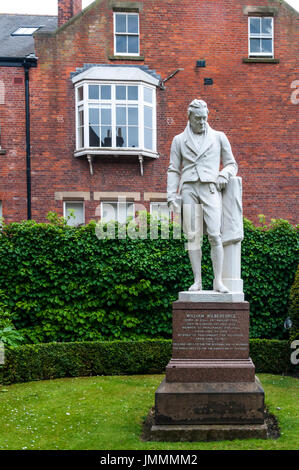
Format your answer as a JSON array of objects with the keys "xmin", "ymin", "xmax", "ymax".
[
  {"xmin": 76, "ymin": 82, "xmax": 155, "ymax": 151},
  {"xmin": 72, "ymin": 65, "xmax": 160, "ymax": 174}
]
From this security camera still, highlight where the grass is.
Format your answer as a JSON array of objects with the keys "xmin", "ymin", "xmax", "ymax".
[{"xmin": 0, "ymin": 374, "xmax": 298, "ymax": 450}]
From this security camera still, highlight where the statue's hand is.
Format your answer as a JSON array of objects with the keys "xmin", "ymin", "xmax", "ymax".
[
  {"xmin": 168, "ymin": 199, "xmax": 181, "ymax": 214},
  {"xmin": 216, "ymin": 175, "xmax": 228, "ymax": 191}
]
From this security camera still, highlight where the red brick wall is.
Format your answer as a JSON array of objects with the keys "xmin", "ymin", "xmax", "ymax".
[
  {"xmin": 1, "ymin": 0, "xmax": 298, "ymax": 224},
  {"xmin": 0, "ymin": 68, "xmax": 27, "ymax": 222}
]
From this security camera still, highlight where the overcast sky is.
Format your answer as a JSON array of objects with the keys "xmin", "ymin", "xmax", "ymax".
[{"xmin": 0, "ymin": 0, "xmax": 298, "ymax": 15}]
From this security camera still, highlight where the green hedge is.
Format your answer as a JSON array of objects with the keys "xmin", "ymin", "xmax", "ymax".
[
  {"xmin": 0, "ymin": 216, "xmax": 297, "ymax": 342},
  {"xmin": 0, "ymin": 339, "xmax": 292, "ymax": 385}
]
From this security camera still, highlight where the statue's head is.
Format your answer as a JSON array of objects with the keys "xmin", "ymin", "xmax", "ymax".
[{"xmin": 188, "ymin": 99, "xmax": 209, "ymax": 134}]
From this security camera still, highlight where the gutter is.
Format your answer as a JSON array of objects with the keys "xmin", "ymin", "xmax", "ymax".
[{"xmin": 0, "ymin": 56, "xmax": 37, "ymax": 220}]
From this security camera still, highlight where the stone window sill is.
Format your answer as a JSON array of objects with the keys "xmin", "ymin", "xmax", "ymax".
[
  {"xmin": 108, "ymin": 54, "xmax": 145, "ymax": 61},
  {"xmin": 243, "ymin": 57, "xmax": 280, "ymax": 64}
]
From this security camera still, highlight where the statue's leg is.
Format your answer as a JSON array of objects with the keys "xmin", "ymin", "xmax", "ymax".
[
  {"xmin": 199, "ymin": 183, "xmax": 229, "ymax": 293},
  {"xmin": 210, "ymin": 244, "xmax": 229, "ymax": 293},
  {"xmin": 182, "ymin": 183, "xmax": 203, "ymax": 291}
]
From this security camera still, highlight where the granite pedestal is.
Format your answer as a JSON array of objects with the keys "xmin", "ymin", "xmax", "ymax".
[{"xmin": 151, "ymin": 292, "xmax": 267, "ymax": 441}]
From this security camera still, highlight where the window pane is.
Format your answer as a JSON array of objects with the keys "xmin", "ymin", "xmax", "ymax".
[
  {"xmin": 262, "ymin": 17, "xmax": 272, "ymax": 35},
  {"xmin": 116, "ymin": 86, "xmax": 126, "ymax": 100},
  {"xmin": 128, "ymin": 14, "xmax": 138, "ymax": 33},
  {"xmin": 128, "ymin": 127, "xmax": 138, "ymax": 148},
  {"xmin": 78, "ymin": 109, "xmax": 84, "ymax": 126},
  {"xmin": 127, "ymin": 203, "xmax": 134, "ymax": 219},
  {"xmin": 128, "ymin": 107, "xmax": 138, "ymax": 125},
  {"xmin": 79, "ymin": 127, "xmax": 84, "ymax": 148},
  {"xmin": 101, "ymin": 108, "xmax": 111, "ymax": 125},
  {"xmin": 116, "ymin": 35, "xmax": 127, "ymax": 53},
  {"xmin": 77, "ymin": 86, "xmax": 83, "ymax": 101},
  {"xmin": 88, "ymin": 85, "xmax": 99, "ymax": 100},
  {"xmin": 65, "ymin": 202, "xmax": 84, "ymax": 226},
  {"xmin": 101, "ymin": 126, "xmax": 112, "ymax": 147},
  {"xmin": 144, "ymin": 87, "xmax": 153, "ymax": 103},
  {"xmin": 250, "ymin": 38, "xmax": 261, "ymax": 53},
  {"xmin": 128, "ymin": 35, "xmax": 139, "ymax": 54},
  {"xmin": 250, "ymin": 17, "xmax": 260, "ymax": 35},
  {"xmin": 89, "ymin": 108, "xmax": 99, "ymax": 124},
  {"xmin": 116, "ymin": 127, "xmax": 127, "ymax": 147},
  {"xmin": 128, "ymin": 86, "xmax": 138, "ymax": 100},
  {"xmin": 115, "ymin": 13, "xmax": 126, "ymax": 33},
  {"xmin": 144, "ymin": 128, "xmax": 153, "ymax": 150},
  {"xmin": 116, "ymin": 106, "xmax": 126, "ymax": 125},
  {"xmin": 261, "ymin": 38, "xmax": 272, "ymax": 53},
  {"xmin": 102, "ymin": 202, "xmax": 117, "ymax": 222},
  {"xmin": 89, "ymin": 125, "xmax": 100, "ymax": 147},
  {"xmin": 100, "ymin": 85, "xmax": 111, "ymax": 100},
  {"xmin": 144, "ymin": 105, "xmax": 153, "ymax": 128}
]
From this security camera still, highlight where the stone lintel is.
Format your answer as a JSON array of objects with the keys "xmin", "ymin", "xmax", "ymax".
[
  {"xmin": 93, "ymin": 191, "xmax": 140, "ymax": 201},
  {"xmin": 243, "ymin": 6, "xmax": 278, "ymax": 16}
]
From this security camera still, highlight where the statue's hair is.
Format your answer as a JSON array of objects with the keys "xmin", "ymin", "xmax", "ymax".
[{"xmin": 188, "ymin": 99, "xmax": 209, "ymax": 117}]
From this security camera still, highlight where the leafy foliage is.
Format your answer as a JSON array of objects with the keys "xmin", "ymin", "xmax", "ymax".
[
  {"xmin": 288, "ymin": 265, "xmax": 299, "ymax": 341},
  {"xmin": 0, "ymin": 290, "xmax": 24, "ymax": 346},
  {"xmin": 0, "ymin": 216, "xmax": 297, "ymax": 342}
]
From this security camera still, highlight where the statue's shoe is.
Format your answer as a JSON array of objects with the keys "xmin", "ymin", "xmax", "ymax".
[
  {"xmin": 214, "ymin": 281, "xmax": 229, "ymax": 293},
  {"xmin": 188, "ymin": 282, "xmax": 202, "ymax": 291}
]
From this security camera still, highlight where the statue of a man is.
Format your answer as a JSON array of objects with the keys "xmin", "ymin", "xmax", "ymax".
[{"xmin": 167, "ymin": 99, "xmax": 238, "ymax": 293}]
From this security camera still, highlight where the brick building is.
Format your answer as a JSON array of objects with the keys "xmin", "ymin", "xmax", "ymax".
[{"xmin": 0, "ymin": 0, "xmax": 298, "ymax": 225}]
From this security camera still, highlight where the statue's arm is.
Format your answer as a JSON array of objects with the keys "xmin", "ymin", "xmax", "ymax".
[
  {"xmin": 219, "ymin": 132, "xmax": 238, "ymax": 181},
  {"xmin": 167, "ymin": 135, "xmax": 182, "ymax": 204}
]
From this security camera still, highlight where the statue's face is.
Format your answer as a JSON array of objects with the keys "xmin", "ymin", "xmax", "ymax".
[{"xmin": 189, "ymin": 108, "xmax": 208, "ymax": 134}]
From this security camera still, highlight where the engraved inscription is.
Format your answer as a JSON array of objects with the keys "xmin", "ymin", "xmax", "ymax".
[{"xmin": 173, "ymin": 312, "xmax": 247, "ymax": 353}]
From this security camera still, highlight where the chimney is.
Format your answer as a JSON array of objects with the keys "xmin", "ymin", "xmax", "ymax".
[{"xmin": 58, "ymin": 0, "xmax": 82, "ymax": 28}]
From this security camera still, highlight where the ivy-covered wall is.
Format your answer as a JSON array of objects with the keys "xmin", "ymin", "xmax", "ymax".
[{"xmin": 0, "ymin": 216, "xmax": 297, "ymax": 342}]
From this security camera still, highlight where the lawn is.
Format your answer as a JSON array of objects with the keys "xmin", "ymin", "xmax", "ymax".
[{"xmin": 0, "ymin": 374, "xmax": 298, "ymax": 450}]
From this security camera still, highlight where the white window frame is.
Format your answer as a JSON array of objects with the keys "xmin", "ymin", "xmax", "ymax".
[
  {"xmin": 113, "ymin": 12, "xmax": 140, "ymax": 56},
  {"xmin": 101, "ymin": 200, "xmax": 135, "ymax": 223},
  {"xmin": 75, "ymin": 81, "xmax": 157, "ymax": 155},
  {"xmin": 248, "ymin": 16, "xmax": 274, "ymax": 57},
  {"xmin": 63, "ymin": 200, "xmax": 85, "ymax": 226}
]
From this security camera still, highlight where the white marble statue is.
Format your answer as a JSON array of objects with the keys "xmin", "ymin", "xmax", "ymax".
[{"xmin": 167, "ymin": 99, "xmax": 243, "ymax": 293}]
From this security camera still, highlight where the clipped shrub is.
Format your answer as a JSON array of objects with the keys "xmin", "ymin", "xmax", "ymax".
[
  {"xmin": 0, "ymin": 338, "xmax": 291, "ymax": 385},
  {"xmin": 0, "ymin": 216, "xmax": 297, "ymax": 342}
]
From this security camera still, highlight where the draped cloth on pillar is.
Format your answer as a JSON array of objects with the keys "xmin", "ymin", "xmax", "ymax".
[{"xmin": 221, "ymin": 176, "xmax": 244, "ymax": 246}]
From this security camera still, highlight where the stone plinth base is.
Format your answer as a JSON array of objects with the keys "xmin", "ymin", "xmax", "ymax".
[
  {"xmin": 178, "ymin": 291, "xmax": 245, "ymax": 302},
  {"xmin": 166, "ymin": 358, "xmax": 255, "ymax": 382},
  {"xmin": 152, "ymin": 297, "xmax": 265, "ymax": 440},
  {"xmin": 150, "ymin": 422, "xmax": 268, "ymax": 442},
  {"xmin": 155, "ymin": 377, "xmax": 265, "ymax": 425}
]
